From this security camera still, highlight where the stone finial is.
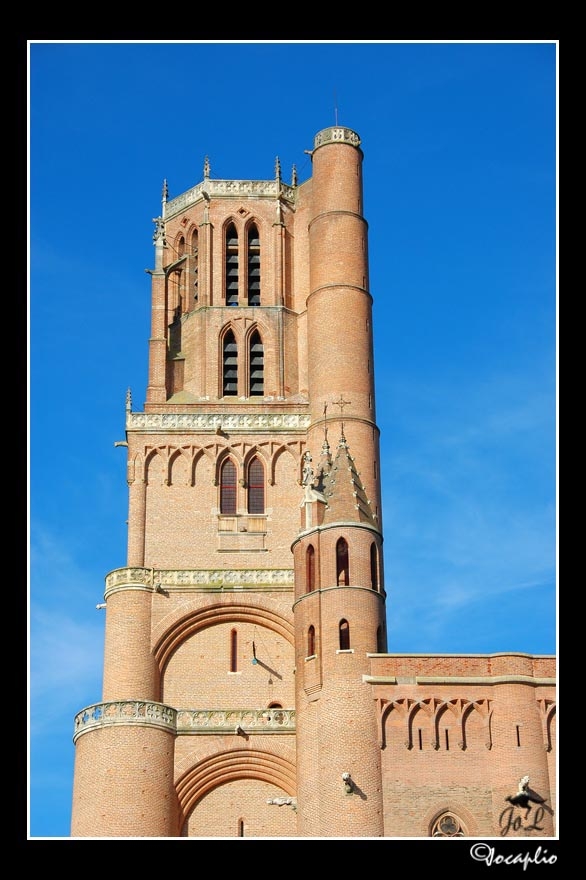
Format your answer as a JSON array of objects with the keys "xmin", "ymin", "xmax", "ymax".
[
  {"xmin": 161, "ymin": 179, "xmax": 169, "ymax": 218},
  {"xmin": 275, "ymin": 156, "xmax": 281, "ymax": 182},
  {"xmin": 204, "ymin": 156, "xmax": 210, "ymax": 179},
  {"xmin": 291, "ymin": 164, "xmax": 297, "ymax": 187},
  {"xmin": 125, "ymin": 388, "xmax": 132, "ymax": 412}
]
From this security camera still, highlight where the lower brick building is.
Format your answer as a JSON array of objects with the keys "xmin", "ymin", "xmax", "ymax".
[{"xmin": 70, "ymin": 123, "xmax": 556, "ymax": 838}]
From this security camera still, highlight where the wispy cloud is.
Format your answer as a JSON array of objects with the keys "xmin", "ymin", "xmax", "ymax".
[
  {"xmin": 30, "ymin": 525, "xmax": 105, "ymax": 735},
  {"xmin": 380, "ymin": 363, "xmax": 556, "ymax": 653}
]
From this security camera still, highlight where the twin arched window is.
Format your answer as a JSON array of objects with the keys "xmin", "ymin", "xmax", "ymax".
[
  {"xmin": 219, "ymin": 456, "xmax": 265, "ymax": 514},
  {"xmin": 225, "ymin": 222, "xmax": 261, "ymax": 306}
]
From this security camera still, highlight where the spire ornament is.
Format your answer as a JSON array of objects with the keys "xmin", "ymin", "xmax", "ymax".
[{"xmin": 161, "ymin": 179, "xmax": 169, "ymax": 217}]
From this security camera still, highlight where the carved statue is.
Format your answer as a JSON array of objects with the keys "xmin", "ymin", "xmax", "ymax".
[{"xmin": 302, "ymin": 451, "xmax": 314, "ymax": 486}]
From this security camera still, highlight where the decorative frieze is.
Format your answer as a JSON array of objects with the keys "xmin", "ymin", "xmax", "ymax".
[
  {"xmin": 165, "ymin": 179, "xmax": 296, "ymax": 218},
  {"xmin": 105, "ymin": 566, "xmax": 294, "ymax": 592},
  {"xmin": 377, "ymin": 697, "xmax": 493, "ymax": 751},
  {"xmin": 126, "ymin": 412, "xmax": 311, "ymax": 433},
  {"xmin": 313, "ymin": 127, "xmax": 361, "ymax": 149},
  {"xmin": 73, "ymin": 701, "xmax": 176, "ymax": 741},
  {"xmin": 73, "ymin": 702, "xmax": 295, "ymax": 741},
  {"xmin": 176, "ymin": 707, "xmax": 295, "ymax": 734}
]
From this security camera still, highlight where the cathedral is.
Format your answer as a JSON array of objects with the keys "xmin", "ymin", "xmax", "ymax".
[{"xmin": 70, "ymin": 124, "xmax": 556, "ymax": 838}]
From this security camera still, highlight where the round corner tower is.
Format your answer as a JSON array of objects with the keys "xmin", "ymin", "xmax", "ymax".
[{"xmin": 292, "ymin": 126, "xmax": 386, "ymax": 837}]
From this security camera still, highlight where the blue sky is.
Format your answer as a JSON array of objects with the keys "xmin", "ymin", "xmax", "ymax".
[{"xmin": 29, "ymin": 40, "xmax": 557, "ymax": 839}]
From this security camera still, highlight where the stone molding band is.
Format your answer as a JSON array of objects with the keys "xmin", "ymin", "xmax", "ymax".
[
  {"xmin": 126, "ymin": 412, "xmax": 311, "ymax": 432},
  {"xmin": 73, "ymin": 701, "xmax": 296, "ymax": 742},
  {"xmin": 165, "ymin": 180, "xmax": 296, "ymax": 218},
  {"xmin": 313, "ymin": 127, "xmax": 361, "ymax": 149},
  {"xmin": 104, "ymin": 567, "xmax": 295, "ymax": 593}
]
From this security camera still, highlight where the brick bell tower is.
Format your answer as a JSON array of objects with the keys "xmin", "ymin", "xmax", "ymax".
[{"xmin": 70, "ymin": 125, "xmax": 387, "ymax": 838}]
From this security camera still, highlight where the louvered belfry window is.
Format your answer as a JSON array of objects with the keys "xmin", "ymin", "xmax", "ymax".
[
  {"xmin": 225, "ymin": 223, "xmax": 239, "ymax": 306},
  {"xmin": 247, "ymin": 224, "xmax": 260, "ymax": 306},
  {"xmin": 249, "ymin": 330, "xmax": 264, "ymax": 396},
  {"xmin": 247, "ymin": 456, "xmax": 265, "ymax": 514},
  {"xmin": 220, "ymin": 459, "xmax": 237, "ymax": 514},
  {"xmin": 223, "ymin": 330, "xmax": 238, "ymax": 396}
]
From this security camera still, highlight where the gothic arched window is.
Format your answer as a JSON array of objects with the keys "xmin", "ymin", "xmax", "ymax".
[
  {"xmin": 220, "ymin": 459, "xmax": 237, "ymax": 515},
  {"xmin": 247, "ymin": 456, "xmax": 265, "ymax": 514},
  {"xmin": 339, "ymin": 619, "xmax": 350, "ymax": 650},
  {"xmin": 191, "ymin": 229, "xmax": 199, "ymax": 301},
  {"xmin": 370, "ymin": 541, "xmax": 379, "ymax": 590},
  {"xmin": 308, "ymin": 625, "xmax": 316, "ymax": 657},
  {"xmin": 230, "ymin": 628, "xmax": 238, "ymax": 672},
  {"xmin": 225, "ymin": 223, "xmax": 239, "ymax": 306},
  {"xmin": 249, "ymin": 330, "xmax": 264, "ymax": 396},
  {"xmin": 336, "ymin": 538, "xmax": 349, "ymax": 586},
  {"xmin": 247, "ymin": 223, "xmax": 261, "ymax": 305},
  {"xmin": 431, "ymin": 813, "xmax": 465, "ymax": 837},
  {"xmin": 306, "ymin": 544, "xmax": 315, "ymax": 593},
  {"xmin": 222, "ymin": 330, "xmax": 238, "ymax": 396}
]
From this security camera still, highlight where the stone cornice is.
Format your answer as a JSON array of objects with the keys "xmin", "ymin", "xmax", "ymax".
[
  {"xmin": 105, "ymin": 566, "xmax": 294, "ymax": 594},
  {"xmin": 363, "ymin": 675, "xmax": 556, "ymax": 687},
  {"xmin": 126, "ymin": 411, "xmax": 311, "ymax": 433},
  {"xmin": 165, "ymin": 179, "xmax": 296, "ymax": 219},
  {"xmin": 73, "ymin": 702, "xmax": 295, "ymax": 742},
  {"xmin": 366, "ymin": 652, "xmax": 556, "ymax": 660}
]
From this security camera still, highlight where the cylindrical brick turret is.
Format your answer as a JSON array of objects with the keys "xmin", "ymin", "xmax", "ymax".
[
  {"xmin": 71, "ymin": 721, "xmax": 177, "ymax": 837},
  {"xmin": 102, "ymin": 579, "xmax": 159, "ymax": 702},
  {"xmin": 294, "ymin": 128, "xmax": 385, "ymax": 837},
  {"xmin": 306, "ymin": 127, "xmax": 381, "ymax": 525}
]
